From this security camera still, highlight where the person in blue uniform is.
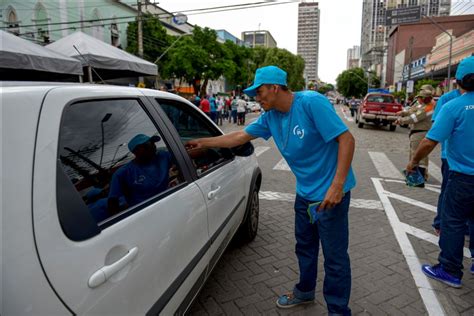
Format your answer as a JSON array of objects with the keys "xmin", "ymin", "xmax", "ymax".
[
  {"xmin": 406, "ymin": 56, "xmax": 474, "ymax": 287},
  {"xmin": 186, "ymin": 66, "xmax": 356, "ymax": 314}
]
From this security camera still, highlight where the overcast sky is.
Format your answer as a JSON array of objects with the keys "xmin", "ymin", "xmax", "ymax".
[{"xmin": 157, "ymin": 0, "xmax": 363, "ymax": 84}]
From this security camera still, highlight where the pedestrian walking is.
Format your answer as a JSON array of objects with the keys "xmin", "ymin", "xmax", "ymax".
[
  {"xmin": 236, "ymin": 96, "xmax": 247, "ymax": 125},
  {"xmin": 349, "ymin": 96, "xmax": 358, "ymax": 117},
  {"xmin": 199, "ymin": 96, "xmax": 210, "ymax": 118},
  {"xmin": 209, "ymin": 94, "xmax": 218, "ymax": 124},
  {"xmin": 406, "ymin": 56, "xmax": 474, "ymax": 287},
  {"xmin": 186, "ymin": 65, "xmax": 356, "ymax": 314},
  {"xmin": 231, "ymin": 96, "xmax": 238, "ymax": 124},
  {"xmin": 396, "ymin": 84, "xmax": 436, "ymax": 182},
  {"xmin": 217, "ymin": 97, "xmax": 224, "ymax": 126}
]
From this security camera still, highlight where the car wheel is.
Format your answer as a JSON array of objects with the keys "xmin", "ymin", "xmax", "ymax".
[
  {"xmin": 389, "ymin": 124, "xmax": 396, "ymax": 131},
  {"xmin": 237, "ymin": 188, "xmax": 259, "ymax": 243},
  {"xmin": 358, "ymin": 122, "xmax": 364, "ymax": 128}
]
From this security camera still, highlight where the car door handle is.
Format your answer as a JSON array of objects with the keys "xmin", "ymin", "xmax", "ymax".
[
  {"xmin": 88, "ymin": 247, "xmax": 138, "ymax": 288},
  {"xmin": 207, "ymin": 186, "xmax": 221, "ymax": 200}
]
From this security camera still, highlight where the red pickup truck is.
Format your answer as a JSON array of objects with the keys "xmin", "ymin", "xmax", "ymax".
[{"xmin": 355, "ymin": 93, "xmax": 403, "ymax": 131}]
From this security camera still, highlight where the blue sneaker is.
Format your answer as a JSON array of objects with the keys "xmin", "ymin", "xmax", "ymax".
[
  {"xmin": 276, "ymin": 292, "xmax": 314, "ymax": 309},
  {"xmin": 422, "ymin": 264, "xmax": 462, "ymax": 288}
]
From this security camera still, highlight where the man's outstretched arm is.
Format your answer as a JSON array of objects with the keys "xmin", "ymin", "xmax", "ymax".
[{"xmin": 186, "ymin": 130, "xmax": 256, "ymax": 149}]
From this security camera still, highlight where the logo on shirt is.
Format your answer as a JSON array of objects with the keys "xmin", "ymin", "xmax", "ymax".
[{"xmin": 293, "ymin": 125, "xmax": 305, "ymax": 139}]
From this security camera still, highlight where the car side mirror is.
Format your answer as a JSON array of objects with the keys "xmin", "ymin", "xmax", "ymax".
[{"xmin": 232, "ymin": 141, "xmax": 254, "ymax": 157}]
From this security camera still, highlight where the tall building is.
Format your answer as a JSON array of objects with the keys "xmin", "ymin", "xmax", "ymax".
[
  {"xmin": 241, "ymin": 30, "xmax": 277, "ymax": 48},
  {"xmin": 347, "ymin": 45, "xmax": 361, "ymax": 69},
  {"xmin": 360, "ymin": 0, "xmax": 451, "ymax": 81},
  {"xmin": 297, "ymin": 1, "xmax": 320, "ymax": 83}
]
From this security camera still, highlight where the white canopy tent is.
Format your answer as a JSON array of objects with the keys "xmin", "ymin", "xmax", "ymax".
[
  {"xmin": 47, "ymin": 31, "xmax": 157, "ymax": 82},
  {"xmin": 0, "ymin": 30, "xmax": 83, "ymax": 81}
]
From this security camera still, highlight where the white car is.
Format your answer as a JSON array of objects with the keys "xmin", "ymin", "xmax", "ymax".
[{"xmin": 2, "ymin": 83, "xmax": 262, "ymax": 315}]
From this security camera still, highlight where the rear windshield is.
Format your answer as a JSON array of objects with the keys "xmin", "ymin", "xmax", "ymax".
[{"xmin": 367, "ymin": 95, "xmax": 394, "ymax": 103}]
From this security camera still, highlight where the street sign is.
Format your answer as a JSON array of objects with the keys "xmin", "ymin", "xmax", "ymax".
[
  {"xmin": 173, "ymin": 13, "xmax": 188, "ymax": 25},
  {"xmin": 385, "ymin": 6, "xmax": 421, "ymax": 27},
  {"xmin": 406, "ymin": 80, "xmax": 414, "ymax": 93}
]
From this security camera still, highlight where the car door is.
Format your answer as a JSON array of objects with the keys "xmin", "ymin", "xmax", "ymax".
[
  {"xmin": 32, "ymin": 86, "xmax": 209, "ymax": 315},
  {"xmin": 150, "ymin": 96, "xmax": 248, "ymax": 266}
]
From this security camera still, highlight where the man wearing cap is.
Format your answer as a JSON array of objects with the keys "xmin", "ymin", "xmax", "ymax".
[
  {"xmin": 108, "ymin": 134, "xmax": 171, "ymax": 214},
  {"xmin": 397, "ymin": 84, "xmax": 436, "ymax": 181},
  {"xmin": 406, "ymin": 56, "xmax": 474, "ymax": 287},
  {"xmin": 186, "ymin": 65, "xmax": 356, "ymax": 313}
]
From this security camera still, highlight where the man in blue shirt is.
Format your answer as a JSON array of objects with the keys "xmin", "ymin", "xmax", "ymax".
[
  {"xmin": 406, "ymin": 56, "xmax": 474, "ymax": 287},
  {"xmin": 431, "ymin": 88, "xmax": 463, "ymax": 234},
  {"xmin": 108, "ymin": 134, "xmax": 171, "ymax": 214},
  {"xmin": 209, "ymin": 95, "xmax": 218, "ymax": 124},
  {"xmin": 187, "ymin": 66, "xmax": 356, "ymax": 314}
]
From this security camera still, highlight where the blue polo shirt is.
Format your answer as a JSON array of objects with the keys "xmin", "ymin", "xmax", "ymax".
[
  {"xmin": 245, "ymin": 91, "xmax": 356, "ymax": 201},
  {"xmin": 431, "ymin": 89, "xmax": 462, "ymax": 159},
  {"xmin": 427, "ymin": 92, "xmax": 474, "ymax": 175},
  {"xmin": 209, "ymin": 97, "xmax": 217, "ymax": 112},
  {"xmin": 109, "ymin": 151, "xmax": 172, "ymax": 207}
]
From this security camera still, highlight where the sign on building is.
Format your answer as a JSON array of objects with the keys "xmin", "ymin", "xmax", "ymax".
[
  {"xmin": 385, "ymin": 6, "xmax": 421, "ymax": 27},
  {"xmin": 397, "ymin": 82, "xmax": 403, "ymax": 92},
  {"xmin": 406, "ymin": 80, "xmax": 414, "ymax": 93}
]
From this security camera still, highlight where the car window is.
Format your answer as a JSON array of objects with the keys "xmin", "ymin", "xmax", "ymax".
[
  {"xmin": 57, "ymin": 99, "xmax": 185, "ymax": 226},
  {"xmin": 157, "ymin": 98, "xmax": 234, "ymax": 177},
  {"xmin": 367, "ymin": 95, "xmax": 394, "ymax": 103}
]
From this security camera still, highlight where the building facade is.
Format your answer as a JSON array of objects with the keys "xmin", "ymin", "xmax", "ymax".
[
  {"xmin": 297, "ymin": 1, "xmax": 320, "ymax": 83},
  {"xmin": 347, "ymin": 45, "xmax": 361, "ymax": 69},
  {"xmin": 386, "ymin": 14, "xmax": 474, "ymax": 85},
  {"xmin": 360, "ymin": 0, "xmax": 451, "ymax": 81},
  {"xmin": 241, "ymin": 30, "xmax": 277, "ymax": 48}
]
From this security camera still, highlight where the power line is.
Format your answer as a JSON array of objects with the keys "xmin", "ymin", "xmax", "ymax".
[
  {"xmin": 2, "ymin": 0, "xmax": 298, "ymax": 30},
  {"xmin": 458, "ymin": 3, "xmax": 474, "ymax": 14}
]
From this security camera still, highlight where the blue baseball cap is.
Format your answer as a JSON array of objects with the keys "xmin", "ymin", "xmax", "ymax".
[
  {"xmin": 243, "ymin": 65, "xmax": 288, "ymax": 97},
  {"xmin": 455, "ymin": 56, "xmax": 474, "ymax": 80},
  {"xmin": 128, "ymin": 134, "xmax": 160, "ymax": 152}
]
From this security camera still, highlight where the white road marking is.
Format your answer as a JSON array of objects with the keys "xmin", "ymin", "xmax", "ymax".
[
  {"xmin": 428, "ymin": 160, "xmax": 443, "ymax": 183},
  {"xmin": 384, "ymin": 191, "xmax": 437, "ymax": 213},
  {"xmin": 382, "ymin": 179, "xmax": 441, "ymax": 193},
  {"xmin": 372, "ymin": 177, "xmax": 446, "ymax": 316},
  {"xmin": 259, "ymin": 191, "xmax": 383, "ymax": 210},
  {"xmin": 400, "ymin": 222, "xmax": 471, "ymax": 258},
  {"xmin": 273, "ymin": 158, "xmax": 291, "ymax": 171},
  {"xmin": 339, "ymin": 105, "xmax": 354, "ymax": 122},
  {"xmin": 369, "ymin": 152, "xmax": 405, "ymax": 180},
  {"xmin": 254, "ymin": 146, "xmax": 270, "ymax": 157}
]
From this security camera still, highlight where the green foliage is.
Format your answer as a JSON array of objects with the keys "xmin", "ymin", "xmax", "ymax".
[
  {"xmin": 414, "ymin": 79, "xmax": 440, "ymax": 94},
  {"xmin": 261, "ymin": 48, "xmax": 305, "ymax": 91},
  {"xmin": 126, "ymin": 14, "xmax": 171, "ymax": 67},
  {"xmin": 336, "ymin": 68, "xmax": 381, "ymax": 98},
  {"xmin": 317, "ymin": 83, "xmax": 335, "ymax": 95}
]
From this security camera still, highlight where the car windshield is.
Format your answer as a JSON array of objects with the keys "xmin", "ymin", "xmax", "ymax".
[{"xmin": 367, "ymin": 95, "xmax": 394, "ymax": 103}]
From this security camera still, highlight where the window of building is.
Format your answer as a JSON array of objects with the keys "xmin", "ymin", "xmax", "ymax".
[
  {"xmin": 57, "ymin": 98, "xmax": 185, "ymax": 233},
  {"xmin": 6, "ymin": 7, "xmax": 20, "ymax": 35},
  {"xmin": 34, "ymin": 3, "xmax": 50, "ymax": 43},
  {"xmin": 110, "ymin": 21, "xmax": 120, "ymax": 47}
]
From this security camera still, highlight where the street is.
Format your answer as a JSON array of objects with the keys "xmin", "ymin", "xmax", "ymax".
[{"xmin": 189, "ymin": 105, "xmax": 474, "ymax": 315}]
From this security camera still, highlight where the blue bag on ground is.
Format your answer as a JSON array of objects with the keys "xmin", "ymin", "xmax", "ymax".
[{"xmin": 307, "ymin": 201, "xmax": 322, "ymax": 224}]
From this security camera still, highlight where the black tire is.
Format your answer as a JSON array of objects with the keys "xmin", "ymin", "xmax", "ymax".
[
  {"xmin": 389, "ymin": 124, "xmax": 396, "ymax": 131},
  {"xmin": 358, "ymin": 122, "xmax": 364, "ymax": 128},
  {"xmin": 237, "ymin": 188, "xmax": 259, "ymax": 243}
]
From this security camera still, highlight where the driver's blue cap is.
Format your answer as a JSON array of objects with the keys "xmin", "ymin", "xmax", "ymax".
[
  {"xmin": 243, "ymin": 65, "xmax": 287, "ymax": 97},
  {"xmin": 128, "ymin": 134, "xmax": 160, "ymax": 152},
  {"xmin": 455, "ymin": 56, "xmax": 474, "ymax": 80}
]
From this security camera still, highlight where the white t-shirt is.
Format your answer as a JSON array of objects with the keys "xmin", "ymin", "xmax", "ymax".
[{"xmin": 237, "ymin": 99, "xmax": 247, "ymax": 113}]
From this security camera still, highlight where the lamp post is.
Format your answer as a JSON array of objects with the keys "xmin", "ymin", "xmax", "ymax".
[
  {"xmin": 99, "ymin": 113, "xmax": 112, "ymax": 167},
  {"xmin": 111, "ymin": 143, "xmax": 127, "ymax": 168}
]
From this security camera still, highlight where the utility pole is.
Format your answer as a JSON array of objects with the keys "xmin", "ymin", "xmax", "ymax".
[
  {"xmin": 137, "ymin": 0, "xmax": 144, "ymax": 84},
  {"xmin": 405, "ymin": 36, "xmax": 414, "ymax": 102}
]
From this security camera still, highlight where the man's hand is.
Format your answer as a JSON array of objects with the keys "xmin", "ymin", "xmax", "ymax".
[
  {"xmin": 185, "ymin": 139, "xmax": 203, "ymax": 150},
  {"xmin": 320, "ymin": 183, "xmax": 344, "ymax": 211},
  {"xmin": 406, "ymin": 160, "xmax": 417, "ymax": 173}
]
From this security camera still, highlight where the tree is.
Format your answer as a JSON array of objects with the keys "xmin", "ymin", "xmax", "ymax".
[
  {"xmin": 258, "ymin": 47, "xmax": 305, "ymax": 91},
  {"xmin": 414, "ymin": 79, "xmax": 440, "ymax": 94},
  {"xmin": 221, "ymin": 40, "xmax": 253, "ymax": 89},
  {"xmin": 336, "ymin": 68, "xmax": 380, "ymax": 98},
  {"xmin": 126, "ymin": 14, "xmax": 171, "ymax": 68},
  {"xmin": 317, "ymin": 83, "xmax": 334, "ymax": 95},
  {"xmin": 161, "ymin": 27, "xmax": 232, "ymax": 96}
]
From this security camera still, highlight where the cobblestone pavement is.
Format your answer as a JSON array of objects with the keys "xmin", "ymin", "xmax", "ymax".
[{"xmin": 189, "ymin": 106, "xmax": 474, "ymax": 316}]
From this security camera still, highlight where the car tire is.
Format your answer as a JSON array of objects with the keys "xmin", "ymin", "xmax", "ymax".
[
  {"xmin": 237, "ymin": 188, "xmax": 259, "ymax": 243},
  {"xmin": 358, "ymin": 122, "xmax": 364, "ymax": 128},
  {"xmin": 389, "ymin": 124, "xmax": 396, "ymax": 132}
]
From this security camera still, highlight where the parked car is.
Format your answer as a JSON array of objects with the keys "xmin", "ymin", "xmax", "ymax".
[
  {"xmin": 356, "ymin": 93, "xmax": 403, "ymax": 131},
  {"xmin": 2, "ymin": 82, "xmax": 262, "ymax": 315}
]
